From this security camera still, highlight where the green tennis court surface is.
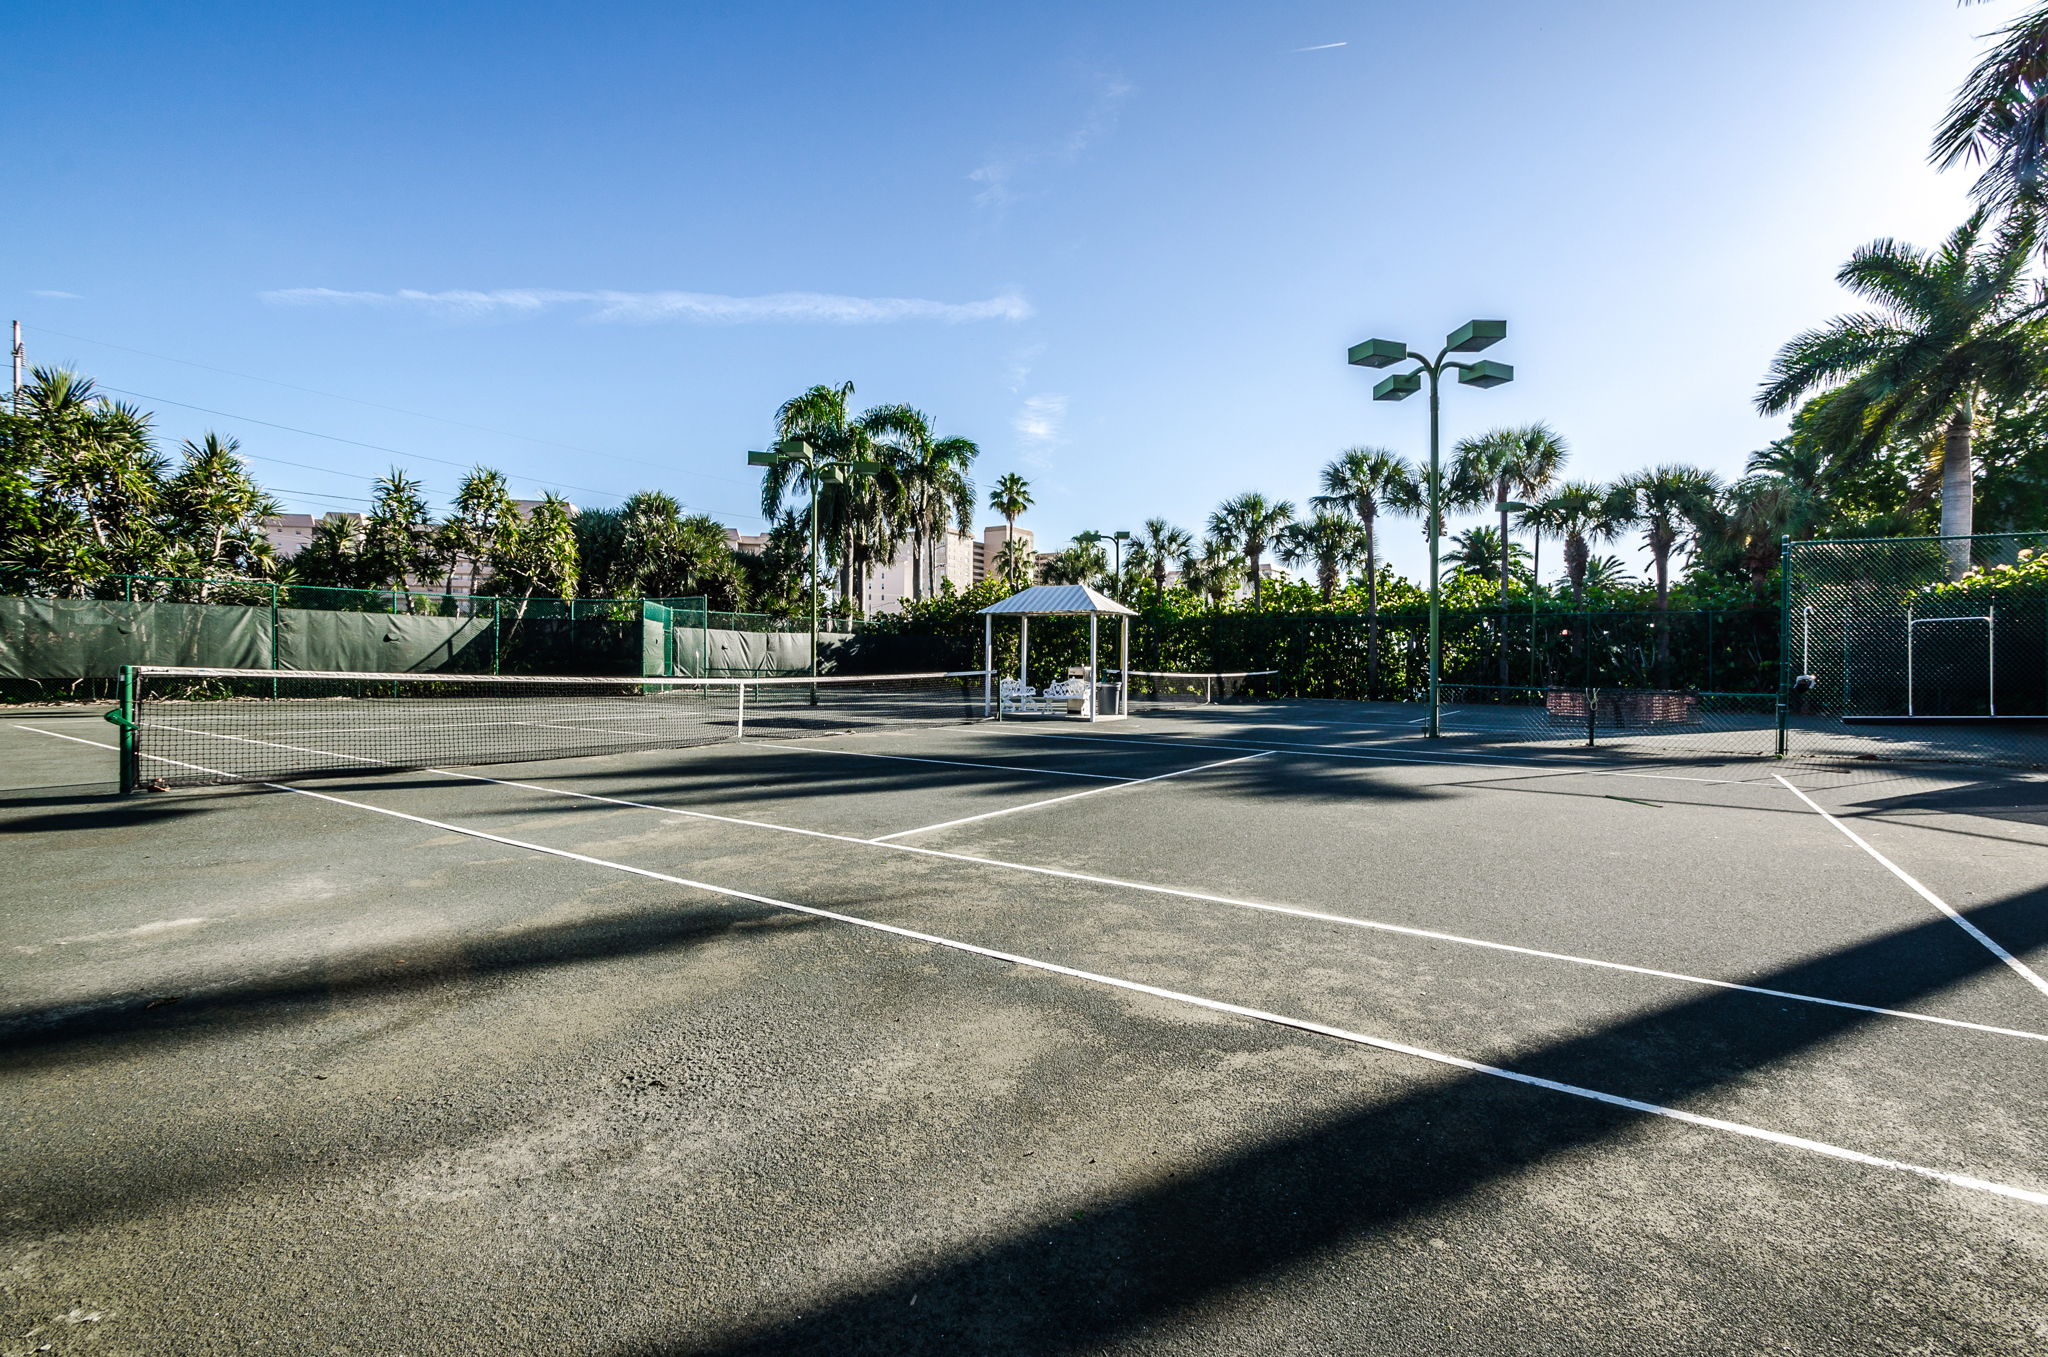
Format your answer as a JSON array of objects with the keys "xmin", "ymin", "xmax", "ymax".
[{"xmin": 5, "ymin": 695, "xmax": 2047, "ymax": 1355}]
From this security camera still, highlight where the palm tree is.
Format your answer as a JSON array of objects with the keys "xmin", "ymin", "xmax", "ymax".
[
  {"xmin": 1933, "ymin": 2, "xmax": 2048, "ymax": 211},
  {"xmin": 1757, "ymin": 208, "xmax": 2042, "ymax": 577},
  {"xmin": 1440, "ymin": 526, "xmax": 1529, "ymax": 583},
  {"xmin": 768, "ymin": 382, "xmax": 902, "ymax": 609},
  {"xmin": 1040, "ymin": 538, "xmax": 1107, "ymax": 586},
  {"xmin": 1450, "ymin": 424, "xmax": 1568, "ymax": 597},
  {"xmin": 16, "ymin": 367, "xmax": 166, "ymax": 583},
  {"xmin": 164, "ymin": 433, "xmax": 279, "ymax": 596},
  {"xmin": 864, "ymin": 404, "xmax": 977, "ymax": 601},
  {"xmin": 1207, "ymin": 492, "xmax": 1294, "ymax": 606},
  {"xmin": 1276, "ymin": 512, "xmax": 1368, "ymax": 601},
  {"xmin": 1620, "ymin": 464, "xmax": 1719, "ymax": 686},
  {"xmin": 1179, "ymin": 536, "xmax": 1245, "ymax": 609},
  {"xmin": 1523, "ymin": 481, "xmax": 1632, "ymax": 609},
  {"xmin": 439, "ymin": 467, "xmax": 518, "ymax": 597},
  {"xmin": 993, "ymin": 536, "xmax": 1035, "ymax": 587},
  {"xmin": 1313, "ymin": 446, "xmax": 1415, "ymax": 693},
  {"xmin": 988, "ymin": 472, "xmax": 1032, "ymax": 550},
  {"xmin": 1135, "ymin": 518, "xmax": 1192, "ymax": 597},
  {"xmin": 1580, "ymin": 555, "xmax": 1636, "ymax": 592}
]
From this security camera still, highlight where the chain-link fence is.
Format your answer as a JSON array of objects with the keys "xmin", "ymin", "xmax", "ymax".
[{"xmin": 1783, "ymin": 532, "xmax": 2048, "ymax": 767}]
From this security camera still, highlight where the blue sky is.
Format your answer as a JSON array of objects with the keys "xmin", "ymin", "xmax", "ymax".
[{"xmin": 7, "ymin": 0, "xmax": 2001, "ymax": 584}]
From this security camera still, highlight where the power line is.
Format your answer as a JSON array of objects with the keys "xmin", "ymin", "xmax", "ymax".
[{"xmin": 32, "ymin": 323, "xmax": 758, "ymax": 492}]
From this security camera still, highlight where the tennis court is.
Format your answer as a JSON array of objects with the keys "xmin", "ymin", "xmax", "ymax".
[{"xmin": 5, "ymin": 673, "xmax": 2048, "ymax": 1355}]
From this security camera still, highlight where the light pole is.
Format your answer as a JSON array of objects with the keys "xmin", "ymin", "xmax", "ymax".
[
  {"xmin": 1348, "ymin": 320, "xmax": 1513, "ymax": 738},
  {"xmin": 1076, "ymin": 529, "xmax": 1132, "ymax": 589},
  {"xmin": 747, "ymin": 438, "xmax": 882, "ymax": 694}
]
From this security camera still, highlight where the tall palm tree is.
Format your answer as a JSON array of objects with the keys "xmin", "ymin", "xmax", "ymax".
[
  {"xmin": 768, "ymin": 382, "xmax": 903, "ymax": 609},
  {"xmin": 1757, "ymin": 208, "xmax": 2042, "ymax": 577},
  {"xmin": 988, "ymin": 472, "xmax": 1032, "ymax": 550},
  {"xmin": 1934, "ymin": 1, "xmax": 2048, "ymax": 211},
  {"xmin": 864, "ymin": 404, "xmax": 977, "ymax": 601},
  {"xmin": 1207, "ymin": 492, "xmax": 1294, "ymax": 606},
  {"xmin": 439, "ymin": 466, "xmax": 518, "ymax": 597},
  {"xmin": 1313, "ymin": 446, "xmax": 1415, "ymax": 693},
  {"xmin": 1136, "ymin": 518, "xmax": 1192, "ymax": 596},
  {"xmin": 1619, "ymin": 464, "xmax": 1720, "ymax": 686},
  {"xmin": 993, "ymin": 536, "xmax": 1035, "ymax": 587},
  {"xmin": 1276, "ymin": 512, "xmax": 1369, "ymax": 601},
  {"xmin": 1450, "ymin": 424, "xmax": 1568, "ymax": 599},
  {"xmin": 1523, "ymin": 481, "xmax": 1632, "ymax": 609}
]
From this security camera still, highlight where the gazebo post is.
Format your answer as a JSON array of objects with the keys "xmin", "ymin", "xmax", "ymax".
[
  {"xmin": 983, "ymin": 613, "xmax": 993, "ymax": 716},
  {"xmin": 1020, "ymin": 617, "xmax": 1030, "ymax": 691},
  {"xmin": 1088, "ymin": 613, "xmax": 1099, "ymax": 723}
]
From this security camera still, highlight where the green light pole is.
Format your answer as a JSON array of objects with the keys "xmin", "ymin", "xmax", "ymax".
[
  {"xmin": 1075, "ymin": 529, "xmax": 1132, "ymax": 587},
  {"xmin": 747, "ymin": 438, "xmax": 882, "ymax": 695},
  {"xmin": 1348, "ymin": 320, "xmax": 1513, "ymax": 738}
]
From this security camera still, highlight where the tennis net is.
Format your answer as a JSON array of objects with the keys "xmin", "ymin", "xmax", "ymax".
[
  {"xmin": 120, "ymin": 666, "xmax": 991, "ymax": 790},
  {"xmin": 1114, "ymin": 670, "xmax": 1280, "ymax": 707}
]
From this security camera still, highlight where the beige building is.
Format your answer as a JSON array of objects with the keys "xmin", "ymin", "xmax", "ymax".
[
  {"xmin": 259, "ymin": 500, "xmax": 557, "ymax": 596},
  {"xmin": 858, "ymin": 524, "xmax": 1036, "ymax": 614}
]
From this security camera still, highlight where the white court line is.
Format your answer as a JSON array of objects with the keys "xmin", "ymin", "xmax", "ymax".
[
  {"xmin": 20, "ymin": 722, "xmax": 2048, "ymax": 1206},
  {"xmin": 21, "ymin": 722, "xmax": 2046, "ymax": 1045},
  {"xmin": 403, "ymin": 758, "xmax": 2048, "ymax": 1047},
  {"xmin": 1774, "ymin": 773, "xmax": 2048, "ymax": 1001},
  {"xmin": 868, "ymin": 752, "xmax": 1270, "ymax": 842},
  {"xmin": 998, "ymin": 726, "xmax": 1756, "ymax": 785},
  {"xmin": 771, "ymin": 744, "xmax": 1130, "ymax": 782}
]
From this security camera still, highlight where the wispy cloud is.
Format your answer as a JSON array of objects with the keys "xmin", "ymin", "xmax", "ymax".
[
  {"xmin": 1013, "ymin": 394, "xmax": 1067, "ymax": 464},
  {"xmin": 30, "ymin": 289, "xmax": 81, "ymax": 299},
  {"xmin": 259, "ymin": 287, "xmax": 1033, "ymax": 325},
  {"xmin": 1293, "ymin": 42, "xmax": 1346, "ymax": 52},
  {"xmin": 971, "ymin": 74, "xmax": 1134, "ymax": 211}
]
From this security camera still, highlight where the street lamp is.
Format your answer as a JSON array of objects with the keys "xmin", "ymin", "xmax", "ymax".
[
  {"xmin": 1348, "ymin": 319, "xmax": 1513, "ymax": 738},
  {"xmin": 746, "ymin": 437, "xmax": 883, "ymax": 692},
  {"xmin": 1076, "ymin": 529, "xmax": 1133, "ymax": 587}
]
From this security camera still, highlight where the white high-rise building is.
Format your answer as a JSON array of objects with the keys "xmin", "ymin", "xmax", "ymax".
[{"xmin": 858, "ymin": 524, "xmax": 1035, "ymax": 614}]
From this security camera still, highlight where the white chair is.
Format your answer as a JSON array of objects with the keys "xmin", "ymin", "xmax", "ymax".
[
  {"xmin": 1040, "ymin": 677, "xmax": 1092, "ymax": 715},
  {"xmin": 999, "ymin": 678, "xmax": 1049, "ymax": 714}
]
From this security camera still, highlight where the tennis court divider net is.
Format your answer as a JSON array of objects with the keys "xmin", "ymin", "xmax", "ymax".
[
  {"xmin": 1113, "ymin": 670, "xmax": 1280, "ymax": 707},
  {"xmin": 119, "ymin": 666, "xmax": 992, "ymax": 790}
]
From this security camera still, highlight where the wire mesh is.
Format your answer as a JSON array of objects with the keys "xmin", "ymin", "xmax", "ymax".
[{"xmin": 1784, "ymin": 533, "xmax": 2048, "ymax": 767}]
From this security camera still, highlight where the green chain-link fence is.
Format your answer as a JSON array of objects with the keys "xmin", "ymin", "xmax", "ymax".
[{"xmin": 1781, "ymin": 532, "xmax": 2048, "ymax": 766}]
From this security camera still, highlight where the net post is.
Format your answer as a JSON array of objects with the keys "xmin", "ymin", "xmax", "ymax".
[
  {"xmin": 112, "ymin": 665, "xmax": 139, "ymax": 793},
  {"xmin": 736, "ymin": 679, "xmax": 746, "ymax": 740}
]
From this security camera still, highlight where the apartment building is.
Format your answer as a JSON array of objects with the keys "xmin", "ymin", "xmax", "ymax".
[
  {"xmin": 258, "ymin": 500, "xmax": 556, "ymax": 596},
  {"xmin": 858, "ymin": 524, "xmax": 1036, "ymax": 614}
]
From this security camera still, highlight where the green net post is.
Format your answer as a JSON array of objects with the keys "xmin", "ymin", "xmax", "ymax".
[
  {"xmin": 107, "ymin": 665, "xmax": 139, "ymax": 793},
  {"xmin": 1775, "ymin": 537, "xmax": 1792, "ymax": 758}
]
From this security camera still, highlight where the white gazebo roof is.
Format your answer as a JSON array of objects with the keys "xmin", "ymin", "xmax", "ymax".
[{"xmin": 977, "ymin": 584, "xmax": 1137, "ymax": 617}]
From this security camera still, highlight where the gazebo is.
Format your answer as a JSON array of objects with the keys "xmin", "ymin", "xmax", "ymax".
[{"xmin": 978, "ymin": 584, "xmax": 1136, "ymax": 721}]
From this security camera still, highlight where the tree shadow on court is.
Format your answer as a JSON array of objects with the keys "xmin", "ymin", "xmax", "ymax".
[
  {"xmin": 617, "ymin": 885, "xmax": 2048, "ymax": 1357},
  {"xmin": 0, "ymin": 787, "xmax": 212, "ymax": 833},
  {"xmin": 0, "ymin": 884, "xmax": 828, "ymax": 1057}
]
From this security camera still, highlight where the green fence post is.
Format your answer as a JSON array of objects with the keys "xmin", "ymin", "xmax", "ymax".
[
  {"xmin": 1586, "ymin": 685, "xmax": 1597, "ymax": 747},
  {"xmin": 492, "ymin": 597, "xmax": 502, "ymax": 674},
  {"xmin": 270, "ymin": 582, "xmax": 281, "ymax": 697},
  {"xmin": 1776, "ymin": 537, "xmax": 1792, "ymax": 758}
]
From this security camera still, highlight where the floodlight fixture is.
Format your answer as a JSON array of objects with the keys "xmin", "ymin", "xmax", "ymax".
[
  {"xmin": 746, "ymin": 450, "xmax": 778, "ymax": 467},
  {"xmin": 1373, "ymin": 371, "xmax": 1423, "ymax": 401},
  {"xmin": 1457, "ymin": 360, "xmax": 1513, "ymax": 388},
  {"xmin": 1347, "ymin": 338, "xmax": 1408, "ymax": 369},
  {"xmin": 1445, "ymin": 319, "xmax": 1506, "ymax": 353}
]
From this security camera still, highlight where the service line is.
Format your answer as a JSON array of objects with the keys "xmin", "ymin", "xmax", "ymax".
[
  {"xmin": 1774, "ymin": 772, "xmax": 2048, "ymax": 1000},
  {"xmin": 868, "ymin": 751, "xmax": 1269, "ymax": 842}
]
